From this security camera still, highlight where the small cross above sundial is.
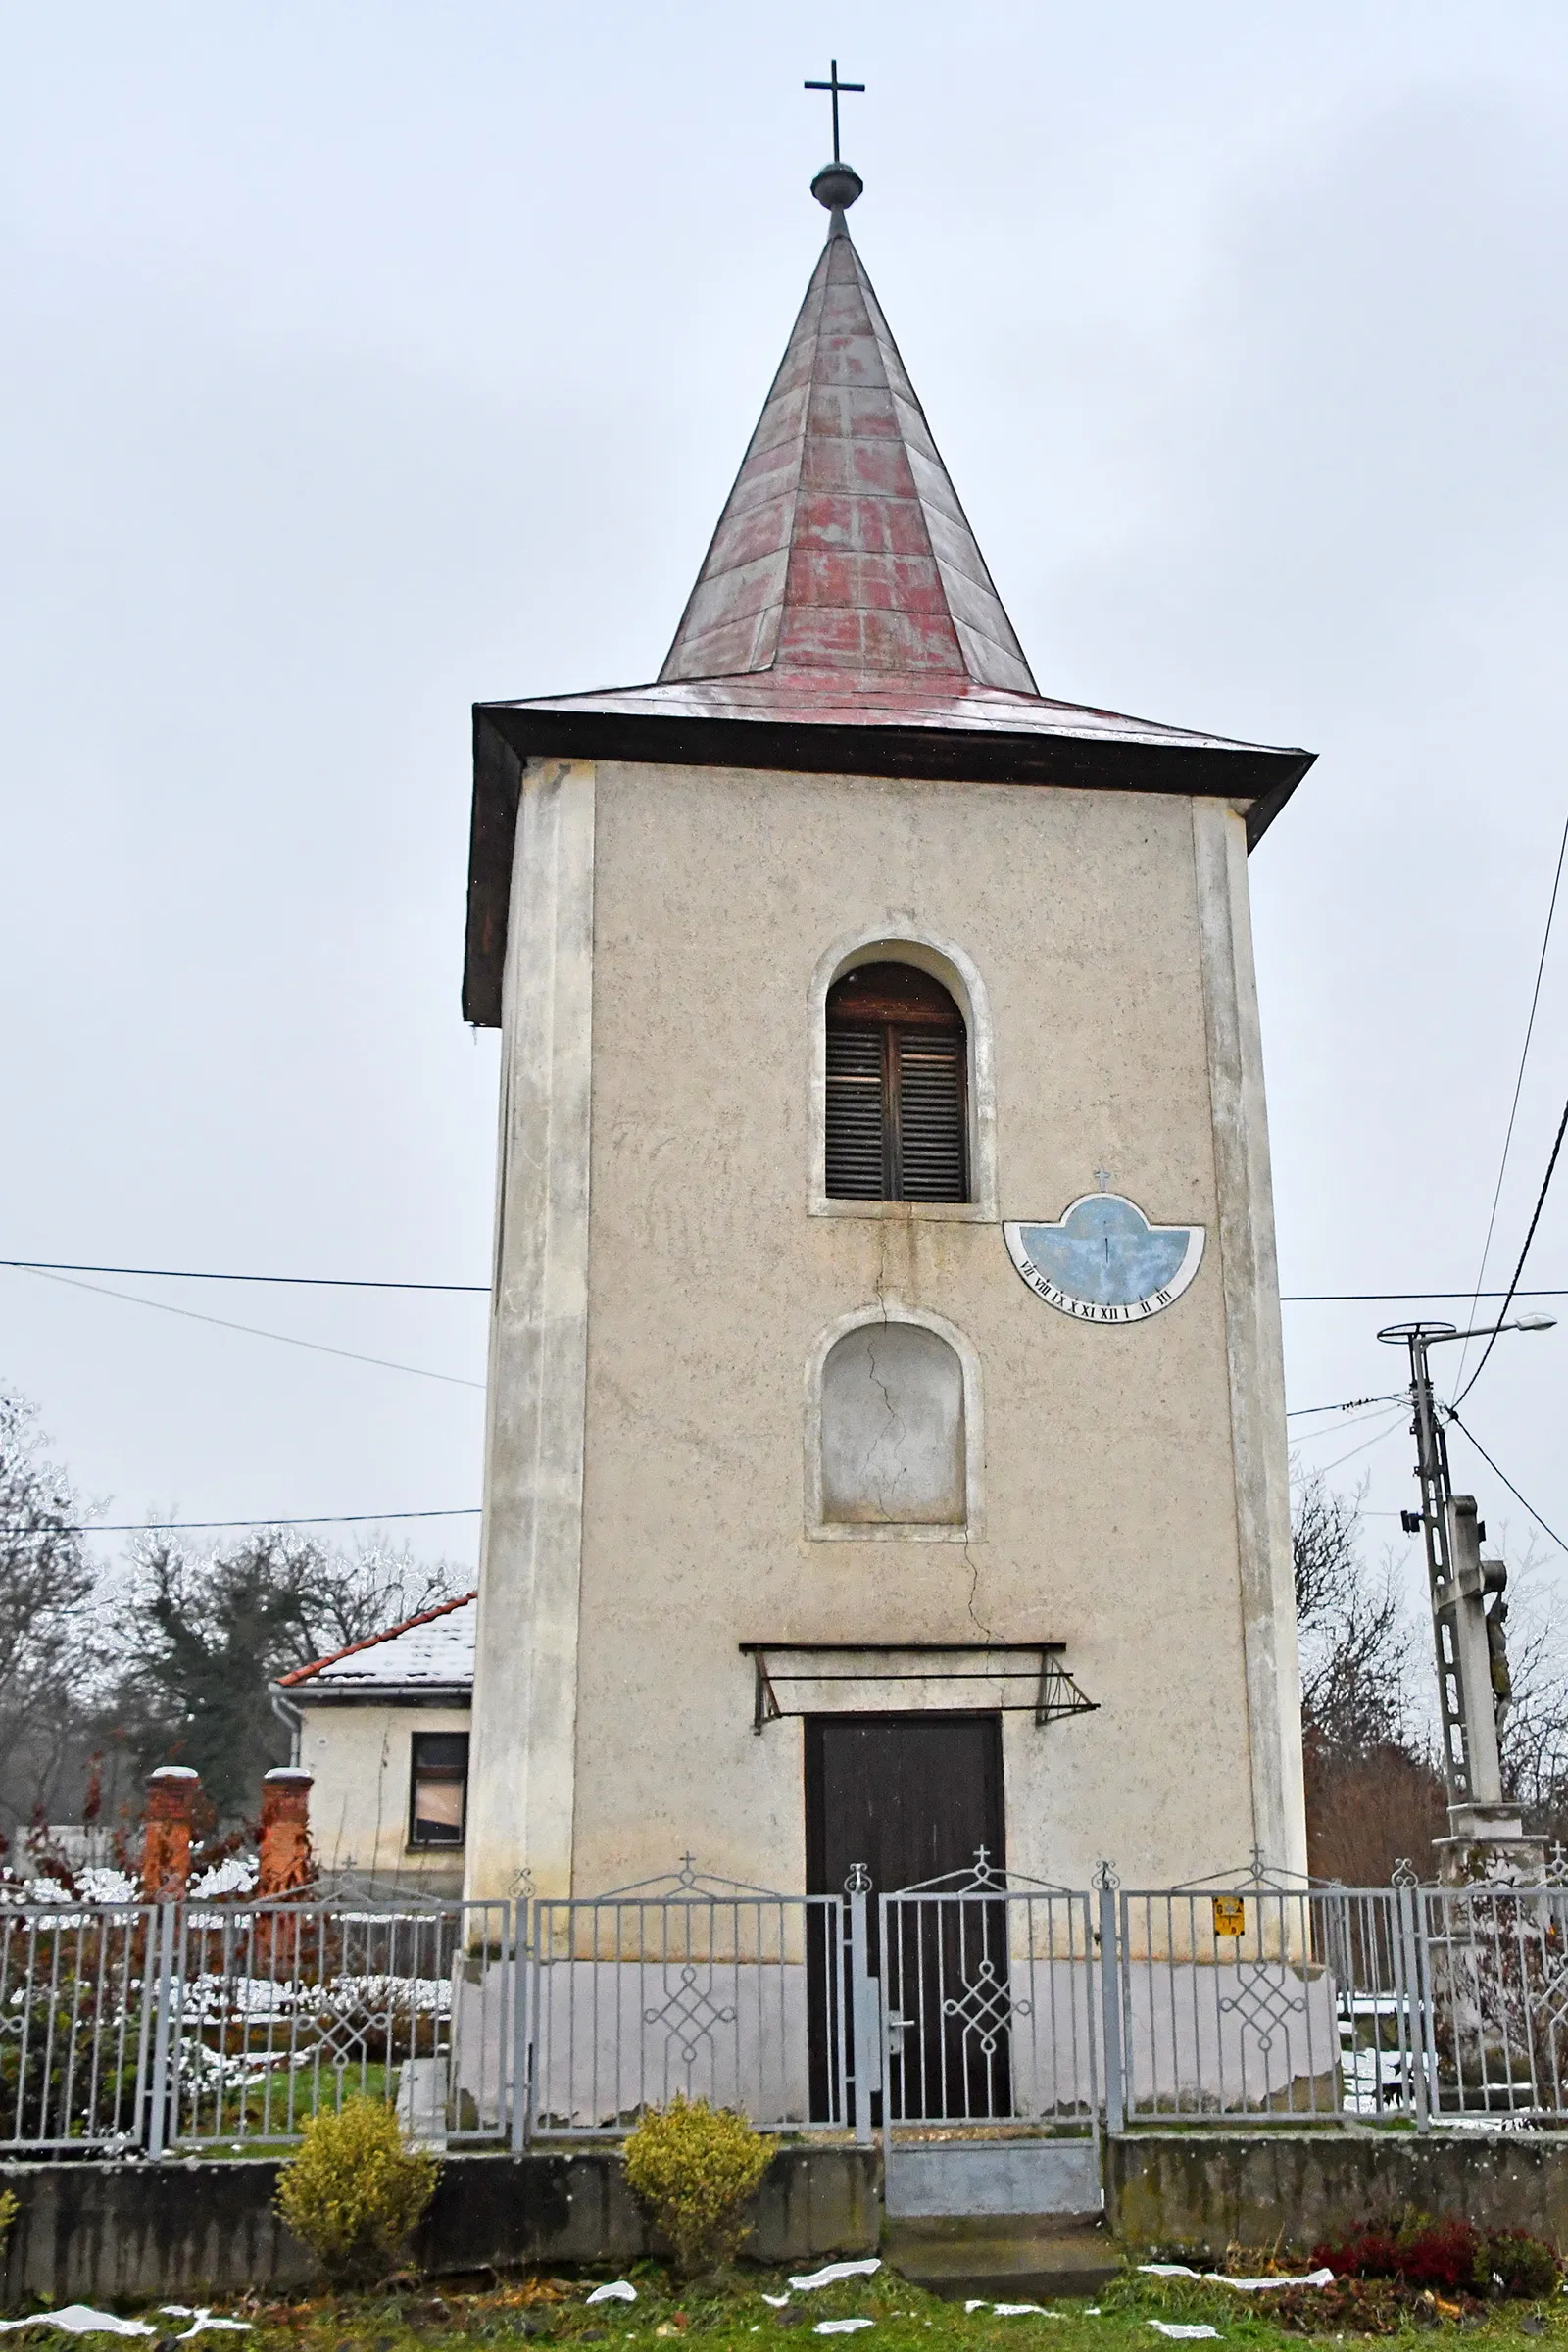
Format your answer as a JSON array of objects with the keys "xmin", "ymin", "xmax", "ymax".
[
  {"xmin": 1095, "ymin": 1167, "xmax": 1113, "ymax": 1194},
  {"xmin": 804, "ymin": 59, "xmax": 864, "ymax": 165}
]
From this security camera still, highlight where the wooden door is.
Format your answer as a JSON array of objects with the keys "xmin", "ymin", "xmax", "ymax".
[{"xmin": 805, "ymin": 1713, "xmax": 1005, "ymax": 2121}]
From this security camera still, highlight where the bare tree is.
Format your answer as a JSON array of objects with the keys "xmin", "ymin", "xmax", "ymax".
[
  {"xmin": 0, "ymin": 1390, "xmax": 103, "ymax": 1838},
  {"xmin": 1296, "ymin": 1486, "xmax": 1568, "ymax": 1873},
  {"xmin": 102, "ymin": 1529, "xmax": 467, "ymax": 1824},
  {"xmin": 299, "ymin": 1537, "xmax": 468, "ymax": 1656},
  {"xmin": 1484, "ymin": 1548, "xmax": 1568, "ymax": 1841},
  {"xmin": 1294, "ymin": 1469, "xmax": 1418, "ymax": 1763},
  {"xmin": 1292, "ymin": 1466, "xmax": 1446, "ymax": 1881}
]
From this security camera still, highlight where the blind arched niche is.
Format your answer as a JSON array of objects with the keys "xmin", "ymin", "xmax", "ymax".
[{"xmin": 819, "ymin": 1320, "xmax": 966, "ymax": 1526}]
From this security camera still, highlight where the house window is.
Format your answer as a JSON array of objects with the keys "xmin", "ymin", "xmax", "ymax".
[
  {"xmin": 409, "ymin": 1733, "xmax": 468, "ymax": 1847},
  {"xmin": 824, "ymin": 963, "xmax": 968, "ymax": 1202}
]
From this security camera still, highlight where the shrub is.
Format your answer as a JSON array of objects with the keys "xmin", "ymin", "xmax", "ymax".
[
  {"xmin": 622, "ymin": 2093, "xmax": 771, "ymax": 2277},
  {"xmin": 1317, "ymin": 2215, "xmax": 1482, "ymax": 2292},
  {"xmin": 274, "ymin": 2093, "xmax": 439, "ymax": 2284},
  {"xmin": 1485, "ymin": 2231, "xmax": 1559, "ymax": 2299},
  {"xmin": 1314, "ymin": 2214, "xmax": 1558, "ymax": 2299}
]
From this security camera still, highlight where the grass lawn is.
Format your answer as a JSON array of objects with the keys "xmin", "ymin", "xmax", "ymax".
[
  {"xmin": 178, "ymin": 2066, "xmax": 398, "ymax": 2155},
  {"xmin": 226, "ymin": 2262, "xmax": 1567, "ymax": 2352}
]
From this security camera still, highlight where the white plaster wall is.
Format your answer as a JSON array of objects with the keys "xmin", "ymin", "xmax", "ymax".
[
  {"xmin": 467, "ymin": 757, "xmax": 595, "ymax": 1903},
  {"xmin": 300, "ymin": 1704, "xmax": 471, "ymax": 1890},
  {"xmin": 474, "ymin": 756, "xmax": 1305, "ymax": 1901},
  {"xmin": 532, "ymin": 1961, "xmax": 812, "ymax": 2129}
]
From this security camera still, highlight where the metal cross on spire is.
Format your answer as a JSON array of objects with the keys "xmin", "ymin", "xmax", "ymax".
[{"xmin": 804, "ymin": 59, "xmax": 865, "ymax": 165}]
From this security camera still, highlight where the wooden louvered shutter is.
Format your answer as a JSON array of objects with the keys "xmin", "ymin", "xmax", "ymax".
[
  {"xmin": 825, "ymin": 1025, "xmax": 887, "ymax": 1198},
  {"xmin": 893, "ymin": 1028, "xmax": 968, "ymax": 1200},
  {"xmin": 825, "ymin": 962, "xmax": 970, "ymax": 1204}
]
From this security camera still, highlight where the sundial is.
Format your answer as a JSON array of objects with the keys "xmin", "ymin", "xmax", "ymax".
[{"xmin": 1004, "ymin": 1184, "xmax": 1205, "ymax": 1324}]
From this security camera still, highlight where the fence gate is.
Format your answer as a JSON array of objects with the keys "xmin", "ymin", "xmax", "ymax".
[{"xmin": 877, "ymin": 1856, "xmax": 1099, "ymax": 2129}]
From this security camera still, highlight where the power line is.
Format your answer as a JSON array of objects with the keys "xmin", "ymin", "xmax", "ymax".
[
  {"xmin": 5, "ymin": 1254, "xmax": 1568, "ymax": 1305},
  {"xmin": 4, "ymin": 1508, "xmax": 481, "ymax": 1538},
  {"xmin": 1287, "ymin": 1395, "xmax": 1401, "ymax": 1418},
  {"xmin": 1279, "ymin": 1287, "xmax": 1568, "ymax": 1303},
  {"xmin": 1446, "ymin": 1410, "xmax": 1568, "ymax": 1559},
  {"xmin": 1303, "ymin": 1410, "xmax": 1407, "ymax": 1477},
  {"xmin": 1289, "ymin": 1402, "xmax": 1408, "ymax": 1446},
  {"xmin": 1456, "ymin": 810, "xmax": 1568, "ymax": 1391},
  {"xmin": 12, "ymin": 1268, "xmax": 485, "ymax": 1391},
  {"xmin": 0, "ymin": 1258, "xmax": 489, "ymax": 1293},
  {"xmin": 1452, "ymin": 1088, "xmax": 1568, "ymax": 1409}
]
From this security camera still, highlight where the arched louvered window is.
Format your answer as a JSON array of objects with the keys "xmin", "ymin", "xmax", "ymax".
[{"xmin": 824, "ymin": 962, "xmax": 969, "ymax": 1202}]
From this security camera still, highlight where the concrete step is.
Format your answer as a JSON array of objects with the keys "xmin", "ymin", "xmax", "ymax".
[
  {"xmin": 884, "ymin": 2135, "xmax": 1102, "ymax": 2221},
  {"xmin": 884, "ymin": 2216, "xmax": 1117, "ymax": 2303}
]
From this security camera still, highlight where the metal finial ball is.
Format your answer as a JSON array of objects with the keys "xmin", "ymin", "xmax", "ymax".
[{"xmin": 811, "ymin": 161, "xmax": 863, "ymax": 211}]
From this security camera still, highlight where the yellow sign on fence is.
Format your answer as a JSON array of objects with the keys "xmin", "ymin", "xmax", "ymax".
[{"xmin": 1211, "ymin": 1894, "xmax": 1246, "ymax": 1938}]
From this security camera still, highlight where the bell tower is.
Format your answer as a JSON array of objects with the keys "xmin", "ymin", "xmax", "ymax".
[{"xmin": 460, "ymin": 157, "xmax": 1314, "ymax": 1904}]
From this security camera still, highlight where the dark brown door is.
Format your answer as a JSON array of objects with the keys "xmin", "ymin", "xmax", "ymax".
[{"xmin": 805, "ymin": 1714, "xmax": 1005, "ymax": 2121}]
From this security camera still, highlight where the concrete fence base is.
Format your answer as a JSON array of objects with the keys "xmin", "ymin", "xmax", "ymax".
[
  {"xmin": 1107, "ymin": 2130, "xmax": 1568, "ymax": 2253},
  {"xmin": 6, "ymin": 2131, "xmax": 1568, "ymax": 2305},
  {"xmin": 0, "ymin": 2148, "xmax": 879, "ymax": 2305}
]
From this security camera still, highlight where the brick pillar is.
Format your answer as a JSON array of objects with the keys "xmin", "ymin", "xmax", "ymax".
[
  {"xmin": 259, "ymin": 1768, "xmax": 314, "ymax": 1897},
  {"xmin": 140, "ymin": 1766, "xmax": 200, "ymax": 1899}
]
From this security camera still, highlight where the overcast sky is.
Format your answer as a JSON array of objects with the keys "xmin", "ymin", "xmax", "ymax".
[{"xmin": 4, "ymin": 2, "xmax": 1568, "ymax": 1629}]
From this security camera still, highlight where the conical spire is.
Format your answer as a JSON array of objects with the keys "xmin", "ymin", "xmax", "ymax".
[
  {"xmin": 660, "ymin": 182, "xmax": 1037, "ymax": 695},
  {"xmin": 466, "ymin": 172, "xmax": 1316, "ymax": 1024}
]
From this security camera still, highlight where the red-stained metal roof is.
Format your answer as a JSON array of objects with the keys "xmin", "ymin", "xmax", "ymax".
[
  {"xmin": 490, "ymin": 670, "xmax": 1277, "ymax": 756},
  {"xmin": 462, "ymin": 184, "xmax": 1315, "ymax": 1025},
  {"xmin": 658, "ymin": 210, "xmax": 1037, "ymax": 695}
]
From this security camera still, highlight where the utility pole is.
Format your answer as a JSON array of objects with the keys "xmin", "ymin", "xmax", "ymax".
[{"xmin": 1379, "ymin": 1315, "xmax": 1553, "ymax": 1880}]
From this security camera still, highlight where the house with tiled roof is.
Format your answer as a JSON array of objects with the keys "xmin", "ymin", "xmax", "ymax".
[{"xmin": 272, "ymin": 1592, "xmax": 476, "ymax": 1896}]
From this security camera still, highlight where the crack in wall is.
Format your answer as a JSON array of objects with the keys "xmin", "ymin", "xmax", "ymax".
[
  {"xmin": 858, "ymin": 1239, "xmax": 903, "ymax": 1519},
  {"xmin": 961, "ymin": 1530, "xmax": 997, "ymax": 1644}
]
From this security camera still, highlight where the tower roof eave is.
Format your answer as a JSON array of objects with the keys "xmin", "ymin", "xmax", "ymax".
[{"xmin": 461, "ymin": 675, "xmax": 1313, "ymax": 1025}]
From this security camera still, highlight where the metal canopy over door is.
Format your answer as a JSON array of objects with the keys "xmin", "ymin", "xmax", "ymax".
[{"xmin": 805, "ymin": 1712, "xmax": 1005, "ymax": 2121}]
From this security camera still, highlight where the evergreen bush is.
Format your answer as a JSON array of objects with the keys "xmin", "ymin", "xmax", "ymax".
[
  {"xmin": 274, "ymin": 2093, "xmax": 439, "ymax": 2284},
  {"xmin": 1482, "ymin": 2230, "xmax": 1559, "ymax": 2299},
  {"xmin": 622, "ymin": 2093, "xmax": 771, "ymax": 2277}
]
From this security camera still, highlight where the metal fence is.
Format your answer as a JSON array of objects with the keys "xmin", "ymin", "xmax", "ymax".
[
  {"xmin": 525, "ymin": 1863, "xmax": 848, "ymax": 2146},
  {"xmin": 0, "ymin": 1898, "xmax": 156, "ymax": 2153},
  {"xmin": 1108, "ymin": 1878, "xmax": 1419, "ymax": 2126},
  {"xmin": 0, "ymin": 1894, "xmax": 514, "ymax": 2158},
  {"xmin": 5, "ymin": 1862, "xmax": 1568, "ymax": 2156},
  {"xmin": 1102, "ymin": 1864, "xmax": 1568, "ymax": 2131},
  {"xmin": 1416, "ymin": 1875, "xmax": 1568, "ymax": 2124}
]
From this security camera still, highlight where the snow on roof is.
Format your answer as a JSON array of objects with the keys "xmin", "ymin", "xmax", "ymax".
[{"xmin": 279, "ymin": 1591, "xmax": 476, "ymax": 1694}]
